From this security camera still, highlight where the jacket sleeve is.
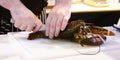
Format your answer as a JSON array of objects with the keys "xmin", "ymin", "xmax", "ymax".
[{"xmin": 20, "ymin": 0, "xmax": 48, "ymax": 15}]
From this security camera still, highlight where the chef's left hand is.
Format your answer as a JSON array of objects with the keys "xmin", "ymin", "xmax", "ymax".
[{"xmin": 45, "ymin": 5, "xmax": 71, "ymax": 39}]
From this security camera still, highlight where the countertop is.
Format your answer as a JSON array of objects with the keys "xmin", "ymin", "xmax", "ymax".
[{"xmin": 46, "ymin": 2, "xmax": 120, "ymax": 13}]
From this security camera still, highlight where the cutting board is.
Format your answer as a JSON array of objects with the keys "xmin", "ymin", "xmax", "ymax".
[{"xmin": 7, "ymin": 32, "xmax": 100, "ymax": 60}]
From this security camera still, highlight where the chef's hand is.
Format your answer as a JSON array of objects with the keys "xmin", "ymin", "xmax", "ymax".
[
  {"xmin": 45, "ymin": 3, "xmax": 71, "ymax": 39},
  {"xmin": 10, "ymin": 4, "xmax": 42, "ymax": 32},
  {"xmin": 0, "ymin": 0, "xmax": 42, "ymax": 32}
]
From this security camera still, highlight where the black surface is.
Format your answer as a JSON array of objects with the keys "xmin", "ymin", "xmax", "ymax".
[{"xmin": 70, "ymin": 11, "xmax": 120, "ymax": 26}]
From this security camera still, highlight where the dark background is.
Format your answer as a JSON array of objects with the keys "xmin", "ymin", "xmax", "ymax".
[{"xmin": 69, "ymin": 11, "xmax": 120, "ymax": 26}]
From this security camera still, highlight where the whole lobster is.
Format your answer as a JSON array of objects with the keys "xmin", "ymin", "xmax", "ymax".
[{"xmin": 27, "ymin": 20, "xmax": 115, "ymax": 46}]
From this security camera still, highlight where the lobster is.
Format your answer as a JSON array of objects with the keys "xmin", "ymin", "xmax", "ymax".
[{"xmin": 27, "ymin": 20, "xmax": 115, "ymax": 46}]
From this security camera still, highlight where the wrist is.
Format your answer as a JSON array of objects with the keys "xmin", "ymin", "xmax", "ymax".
[{"xmin": 0, "ymin": 0, "xmax": 25, "ymax": 11}]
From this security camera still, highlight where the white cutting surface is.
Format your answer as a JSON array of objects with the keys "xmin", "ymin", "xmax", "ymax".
[{"xmin": 7, "ymin": 32, "xmax": 101, "ymax": 60}]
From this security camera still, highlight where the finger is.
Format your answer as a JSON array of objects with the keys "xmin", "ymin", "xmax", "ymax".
[
  {"xmin": 49, "ymin": 17, "xmax": 57, "ymax": 39},
  {"xmin": 61, "ymin": 16, "xmax": 69, "ymax": 31},
  {"xmin": 55, "ymin": 16, "xmax": 64, "ymax": 37},
  {"xmin": 45, "ymin": 15, "xmax": 52, "ymax": 36},
  {"xmin": 14, "ymin": 21, "xmax": 21, "ymax": 28},
  {"xmin": 26, "ymin": 24, "xmax": 35, "ymax": 32},
  {"xmin": 19, "ymin": 24, "xmax": 27, "ymax": 31},
  {"xmin": 32, "ymin": 20, "xmax": 42, "ymax": 32}
]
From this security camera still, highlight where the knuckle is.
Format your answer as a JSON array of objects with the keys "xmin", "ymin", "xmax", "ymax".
[{"xmin": 14, "ymin": 24, "xmax": 19, "ymax": 28}]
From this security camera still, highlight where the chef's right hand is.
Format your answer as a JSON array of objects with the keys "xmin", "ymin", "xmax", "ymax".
[
  {"xmin": 10, "ymin": 3, "xmax": 42, "ymax": 32},
  {"xmin": 0, "ymin": 0, "xmax": 42, "ymax": 32}
]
